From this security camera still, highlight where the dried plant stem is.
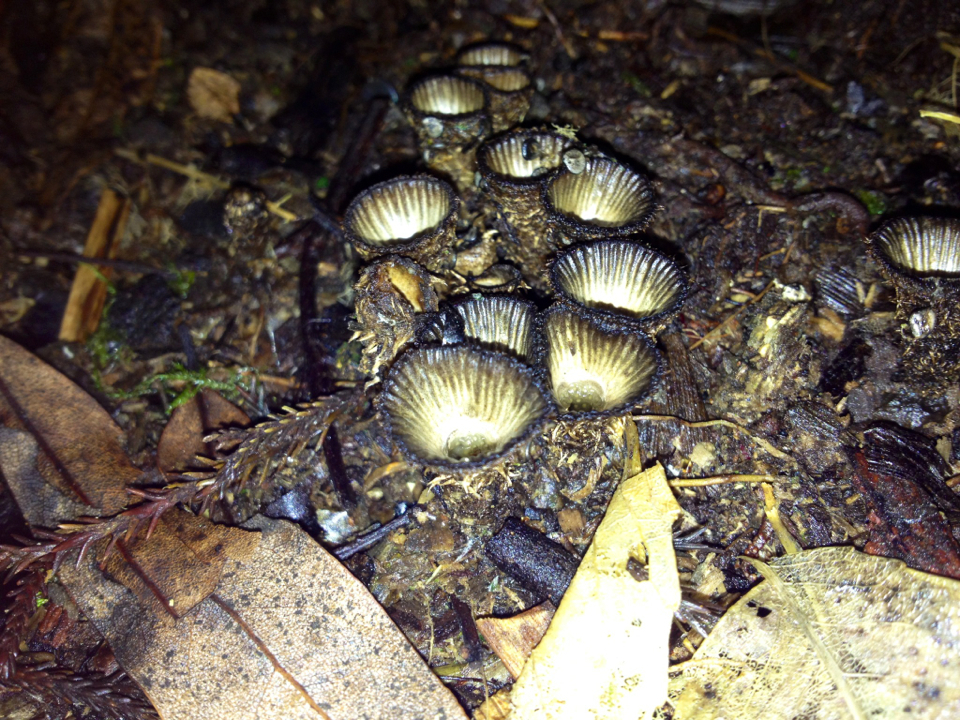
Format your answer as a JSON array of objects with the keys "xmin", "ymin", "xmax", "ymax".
[
  {"xmin": 632, "ymin": 414, "xmax": 800, "ymax": 468},
  {"xmin": 669, "ymin": 474, "xmax": 777, "ymax": 487},
  {"xmin": 688, "ymin": 280, "xmax": 776, "ymax": 351}
]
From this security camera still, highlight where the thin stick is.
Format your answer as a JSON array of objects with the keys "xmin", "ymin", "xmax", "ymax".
[
  {"xmin": 59, "ymin": 188, "xmax": 130, "ymax": 342},
  {"xmin": 706, "ymin": 27, "xmax": 832, "ymax": 94},
  {"xmin": 114, "ymin": 149, "xmax": 299, "ymax": 222},
  {"xmin": 631, "ymin": 414, "xmax": 797, "ymax": 465},
  {"xmin": 669, "ymin": 474, "xmax": 776, "ymax": 487},
  {"xmin": 539, "ymin": 0, "xmax": 577, "ymax": 59}
]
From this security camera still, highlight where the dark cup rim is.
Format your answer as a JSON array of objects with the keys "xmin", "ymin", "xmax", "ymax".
[{"xmin": 342, "ymin": 174, "xmax": 460, "ymax": 258}]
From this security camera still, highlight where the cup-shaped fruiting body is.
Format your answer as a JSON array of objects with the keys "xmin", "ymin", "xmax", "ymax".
[
  {"xmin": 403, "ymin": 75, "xmax": 490, "ymax": 193},
  {"xmin": 543, "ymin": 157, "xmax": 657, "ymax": 245},
  {"xmin": 477, "ymin": 128, "xmax": 579, "ymax": 288},
  {"xmin": 380, "ymin": 345, "xmax": 551, "ymax": 469},
  {"xmin": 457, "ymin": 67, "xmax": 533, "ymax": 132},
  {"xmin": 456, "ymin": 42, "xmax": 526, "ymax": 67},
  {"xmin": 867, "ymin": 217, "xmax": 960, "ymax": 297},
  {"xmin": 537, "ymin": 304, "xmax": 661, "ymax": 418},
  {"xmin": 865, "ymin": 217, "xmax": 960, "ymax": 383},
  {"xmin": 550, "ymin": 240, "xmax": 688, "ymax": 334},
  {"xmin": 353, "ymin": 256, "xmax": 439, "ymax": 384},
  {"xmin": 343, "ymin": 175, "xmax": 459, "ymax": 273},
  {"xmin": 452, "ymin": 294, "xmax": 537, "ymax": 360}
]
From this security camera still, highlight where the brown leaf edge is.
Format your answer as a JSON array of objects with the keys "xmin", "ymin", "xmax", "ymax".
[{"xmin": 0, "ymin": 392, "xmax": 362, "ymax": 579}]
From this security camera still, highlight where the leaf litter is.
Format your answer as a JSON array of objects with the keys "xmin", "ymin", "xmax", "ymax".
[{"xmin": 0, "ymin": 335, "xmax": 467, "ymax": 720}]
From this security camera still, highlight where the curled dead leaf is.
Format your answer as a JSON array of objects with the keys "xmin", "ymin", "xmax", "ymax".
[{"xmin": 187, "ymin": 67, "xmax": 241, "ymax": 123}]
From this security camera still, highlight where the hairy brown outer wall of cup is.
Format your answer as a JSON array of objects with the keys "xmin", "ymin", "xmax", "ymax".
[
  {"xmin": 477, "ymin": 130, "xmax": 577, "ymax": 289},
  {"xmin": 402, "ymin": 76, "xmax": 491, "ymax": 194},
  {"xmin": 457, "ymin": 67, "xmax": 533, "ymax": 133}
]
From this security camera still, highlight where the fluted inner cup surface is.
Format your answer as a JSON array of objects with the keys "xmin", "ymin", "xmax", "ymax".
[
  {"xmin": 455, "ymin": 295, "xmax": 535, "ymax": 359},
  {"xmin": 542, "ymin": 306, "xmax": 659, "ymax": 415},
  {"xmin": 478, "ymin": 68, "xmax": 530, "ymax": 92},
  {"xmin": 458, "ymin": 43, "xmax": 523, "ymax": 66},
  {"xmin": 481, "ymin": 132, "xmax": 573, "ymax": 181},
  {"xmin": 546, "ymin": 158, "xmax": 654, "ymax": 227},
  {"xmin": 410, "ymin": 76, "xmax": 485, "ymax": 116},
  {"xmin": 873, "ymin": 218, "xmax": 960, "ymax": 277},
  {"xmin": 346, "ymin": 178, "xmax": 451, "ymax": 247},
  {"xmin": 552, "ymin": 241, "xmax": 686, "ymax": 321},
  {"xmin": 382, "ymin": 346, "xmax": 549, "ymax": 467}
]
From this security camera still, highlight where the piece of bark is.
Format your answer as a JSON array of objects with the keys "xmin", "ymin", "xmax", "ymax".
[
  {"xmin": 485, "ymin": 517, "xmax": 579, "ymax": 606},
  {"xmin": 59, "ymin": 188, "xmax": 130, "ymax": 342}
]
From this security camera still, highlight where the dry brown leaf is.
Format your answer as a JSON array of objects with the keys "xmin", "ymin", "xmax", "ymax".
[
  {"xmin": 670, "ymin": 546, "xmax": 960, "ymax": 719},
  {"xmin": 476, "ymin": 603, "xmax": 555, "ymax": 680},
  {"xmin": 61, "ymin": 515, "xmax": 470, "ymax": 720},
  {"xmin": 157, "ymin": 389, "xmax": 250, "ymax": 472},
  {"xmin": 0, "ymin": 335, "xmax": 135, "ymax": 523},
  {"xmin": 187, "ymin": 67, "xmax": 241, "ymax": 122},
  {"xmin": 102, "ymin": 508, "xmax": 260, "ymax": 619},
  {"xmin": 509, "ymin": 462, "xmax": 683, "ymax": 720}
]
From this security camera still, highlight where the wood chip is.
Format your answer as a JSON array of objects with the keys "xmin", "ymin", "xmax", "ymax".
[{"xmin": 59, "ymin": 188, "xmax": 130, "ymax": 342}]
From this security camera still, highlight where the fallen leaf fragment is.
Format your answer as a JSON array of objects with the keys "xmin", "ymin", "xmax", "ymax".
[
  {"xmin": 61, "ymin": 515, "xmax": 470, "ymax": 720},
  {"xmin": 102, "ymin": 508, "xmax": 259, "ymax": 619},
  {"xmin": 476, "ymin": 602, "xmax": 555, "ymax": 680},
  {"xmin": 475, "ymin": 690, "xmax": 513, "ymax": 720},
  {"xmin": 669, "ymin": 546, "xmax": 960, "ymax": 719},
  {"xmin": 0, "ymin": 335, "xmax": 135, "ymax": 522},
  {"xmin": 187, "ymin": 67, "xmax": 241, "ymax": 122},
  {"xmin": 157, "ymin": 389, "xmax": 250, "ymax": 472},
  {"xmin": 509, "ymin": 463, "xmax": 683, "ymax": 720}
]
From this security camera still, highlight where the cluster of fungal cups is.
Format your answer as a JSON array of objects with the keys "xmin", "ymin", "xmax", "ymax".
[{"xmin": 342, "ymin": 42, "xmax": 688, "ymax": 471}]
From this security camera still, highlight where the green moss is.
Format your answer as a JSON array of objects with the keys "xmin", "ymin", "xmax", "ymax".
[
  {"xmin": 166, "ymin": 266, "xmax": 196, "ymax": 299},
  {"xmin": 854, "ymin": 189, "xmax": 888, "ymax": 217},
  {"xmin": 621, "ymin": 72, "xmax": 651, "ymax": 98},
  {"xmin": 126, "ymin": 363, "xmax": 244, "ymax": 411}
]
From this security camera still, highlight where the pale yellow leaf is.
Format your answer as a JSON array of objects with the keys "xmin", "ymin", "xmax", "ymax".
[
  {"xmin": 509, "ymin": 463, "xmax": 682, "ymax": 720},
  {"xmin": 670, "ymin": 547, "xmax": 960, "ymax": 719}
]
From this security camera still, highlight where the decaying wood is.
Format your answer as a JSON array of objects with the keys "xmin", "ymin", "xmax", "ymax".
[{"xmin": 59, "ymin": 188, "xmax": 131, "ymax": 342}]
